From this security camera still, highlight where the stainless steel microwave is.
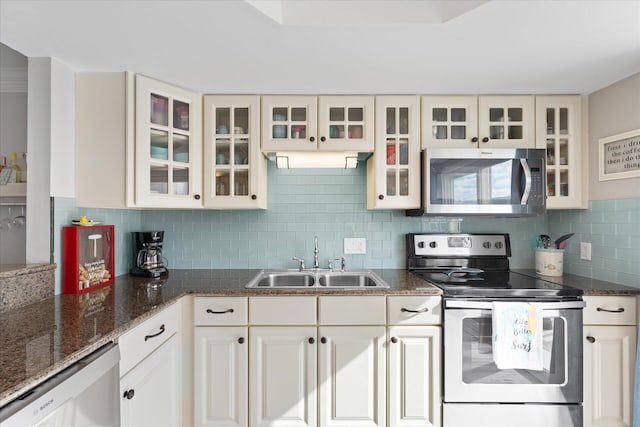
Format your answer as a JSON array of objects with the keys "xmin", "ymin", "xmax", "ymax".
[{"xmin": 408, "ymin": 148, "xmax": 546, "ymax": 216}]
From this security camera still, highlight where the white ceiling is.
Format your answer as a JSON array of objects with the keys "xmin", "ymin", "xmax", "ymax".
[{"xmin": 1, "ymin": 0, "xmax": 639, "ymax": 95}]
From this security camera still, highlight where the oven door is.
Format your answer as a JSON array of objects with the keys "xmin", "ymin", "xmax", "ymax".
[{"xmin": 443, "ymin": 299, "xmax": 584, "ymax": 403}]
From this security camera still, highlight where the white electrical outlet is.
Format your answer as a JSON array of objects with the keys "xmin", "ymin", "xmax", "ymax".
[
  {"xmin": 580, "ymin": 242, "xmax": 592, "ymax": 261},
  {"xmin": 344, "ymin": 238, "xmax": 366, "ymax": 254}
]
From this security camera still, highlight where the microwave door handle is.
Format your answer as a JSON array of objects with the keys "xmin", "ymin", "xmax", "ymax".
[{"xmin": 520, "ymin": 159, "xmax": 532, "ymax": 205}]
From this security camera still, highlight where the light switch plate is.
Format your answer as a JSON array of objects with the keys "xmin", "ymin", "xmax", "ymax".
[
  {"xmin": 580, "ymin": 242, "xmax": 591, "ymax": 261},
  {"xmin": 344, "ymin": 238, "xmax": 366, "ymax": 254}
]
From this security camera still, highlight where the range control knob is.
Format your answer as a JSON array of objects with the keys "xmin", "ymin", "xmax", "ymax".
[
  {"xmin": 429, "ymin": 241, "xmax": 437, "ymax": 248},
  {"xmin": 482, "ymin": 241, "xmax": 492, "ymax": 249},
  {"xmin": 495, "ymin": 242, "xmax": 504, "ymax": 249}
]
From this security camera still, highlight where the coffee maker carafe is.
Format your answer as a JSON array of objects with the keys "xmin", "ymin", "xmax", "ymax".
[{"xmin": 130, "ymin": 231, "xmax": 168, "ymax": 277}]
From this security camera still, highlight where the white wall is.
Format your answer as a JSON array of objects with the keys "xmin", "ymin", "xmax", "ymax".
[
  {"xmin": 25, "ymin": 57, "xmax": 75, "ymax": 264},
  {"xmin": 588, "ymin": 72, "xmax": 640, "ymax": 200},
  {"xmin": 49, "ymin": 58, "xmax": 75, "ymax": 198}
]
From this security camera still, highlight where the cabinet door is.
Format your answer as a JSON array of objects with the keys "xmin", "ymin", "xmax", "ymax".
[
  {"xmin": 422, "ymin": 96, "xmax": 479, "ymax": 148},
  {"xmin": 120, "ymin": 334, "xmax": 181, "ymax": 427},
  {"xmin": 318, "ymin": 326, "xmax": 386, "ymax": 427},
  {"xmin": 203, "ymin": 96, "xmax": 267, "ymax": 209},
  {"xmin": 317, "ymin": 96, "xmax": 375, "ymax": 152},
  {"xmin": 135, "ymin": 74, "xmax": 202, "ymax": 208},
  {"xmin": 388, "ymin": 326, "xmax": 441, "ymax": 427},
  {"xmin": 368, "ymin": 96, "xmax": 421, "ymax": 209},
  {"xmin": 249, "ymin": 326, "xmax": 317, "ymax": 427},
  {"xmin": 478, "ymin": 96, "xmax": 535, "ymax": 148},
  {"xmin": 194, "ymin": 327, "xmax": 247, "ymax": 427},
  {"xmin": 583, "ymin": 325, "xmax": 636, "ymax": 427},
  {"xmin": 261, "ymin": 96, "xmax": 318, "ymax": 151},
  {"xmin": 535, "ymin": 96, "xmax": 585, "ymax": 209}
]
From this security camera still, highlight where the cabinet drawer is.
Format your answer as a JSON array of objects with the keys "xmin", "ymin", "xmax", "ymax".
[
  {"xmin": 584, "ymin": 296, "xmax": 636, "ymax": 325},
  {"xmin": 388, "ymin": 296, "xmax": 441, "ymax": 325},
  {"xmin": 250, "ymin": 296, "xmax": 316, "ymax": 325},
  {"xmin": 119, "ymin": 301, "xmax": 181, "ymax": 376},
  {"xmin": 194, "ymin": 297, "xmax": 247, "ymax": 326},
  {"xmin": 319, "ymin": 296, "xmax": 386, "ymax": 325}
]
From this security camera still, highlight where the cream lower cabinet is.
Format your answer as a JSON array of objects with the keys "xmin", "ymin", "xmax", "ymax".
[
  {"xmin": 387, "ymin": 296, "xmax": 442, "ymax": 427},
  {"xmin": 318, "ymin": 326, "xmax": 386, "ymax": 427},
  {"xmin": 195, "ymin": 295, "xmax": 441, "ymax": 427},
  {"xmin": 193, "ymin": 297, "xmax": 248, "ymax": 427},
  {"xmin": 194, "ymin": 327, "xmax": 248, "ymax": 427},
  {"xmin": 249, "ymin": 326, "xmax": 318, "ymax": 427},
  {"xmin": 119, "ymin": 302, "xmax": 183, "ymax": 427},
  {"xmin": 249, "ymin": 296, "xmax": 318, "ymax": 427},
  {"xmin": 318, "ymin": 296, "xmax": 387, "ymax": 427},
  {"xmin": 583, "ymin": 296, "xmax": 637, "ymax": 427}
]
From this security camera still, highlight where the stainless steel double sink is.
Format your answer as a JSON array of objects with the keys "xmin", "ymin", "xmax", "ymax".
[{"xmin": 245, "ymin": 269, "xmax": 389, "ymax": 289}]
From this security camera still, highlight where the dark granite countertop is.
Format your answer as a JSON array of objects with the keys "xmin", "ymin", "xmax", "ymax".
[
  {"xmin": 513, "ymin": 269, "xmax": 640, "ymax": 295},
  {"xmin": 0, "ymin": 268, "xmax": 439, "ymax": 406},
  {"xmin": 2, "ymin": 267, "xmax": 636, "ymax": 407}
]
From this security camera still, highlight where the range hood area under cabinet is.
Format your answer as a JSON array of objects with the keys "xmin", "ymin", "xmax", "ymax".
[{"xmin": 74, "ymin": 72, "xmax": 587, "ymax": 211}]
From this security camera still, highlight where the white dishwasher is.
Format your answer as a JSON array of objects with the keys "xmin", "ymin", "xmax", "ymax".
[{"xmin": 0, "ymin": 343, "xmax": 120, "ymax": 427}]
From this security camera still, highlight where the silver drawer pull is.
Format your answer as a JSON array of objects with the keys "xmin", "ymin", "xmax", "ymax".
[
  {"xmin": 401, "ymin": 307, "xmax": 429, "ymax": 313},
  {"xmin": 144, "ymin": 324, "xmax": 165, "ymax": 341},
  {"xmin": 596, "ymin": 307, "xmax": 625, "ymax": 313},
  {"xmin": 206, "ymin": 308, "xmax": 234, "ymax": 314}
]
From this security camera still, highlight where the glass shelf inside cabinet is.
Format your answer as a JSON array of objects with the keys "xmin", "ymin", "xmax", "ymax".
[
  {"xmin": 173, "ymin": 134, "xmax": 189, "ymax": 163},
  {"xmin": 150, "ymin": 130, "xmax": 169, "ymax": 160},
  {"xmin": 234, "ymin": 139, "xmax": 249, "ymax": 165}
]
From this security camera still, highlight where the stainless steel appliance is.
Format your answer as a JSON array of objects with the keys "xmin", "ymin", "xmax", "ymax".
[
  {"xmin": 130, "ymin": 231, "xmax": 168, "ymax": 278},
  {"xmin": 0, "ymin": 343, "xmax": 120, "ymax": 426},
  {"xmin": 409, "ymin": 148, "xmax": 546, "ymax": 216},
  {"xmin": 407, "ymin": 233, "xmax": 584, "ymax": 427}
]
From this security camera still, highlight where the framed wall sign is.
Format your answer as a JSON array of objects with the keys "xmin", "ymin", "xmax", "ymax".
[{"xmin": 599, "ymin": 128, "xmax": 640, "ymax": 181}]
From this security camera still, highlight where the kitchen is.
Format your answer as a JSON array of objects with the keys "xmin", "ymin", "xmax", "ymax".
[{"xmin": 1, "ymin": 1, "xmax": 639, "ymax": 426}]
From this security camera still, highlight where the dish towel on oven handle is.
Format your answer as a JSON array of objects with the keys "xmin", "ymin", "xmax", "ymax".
[{"xmin": 492, "ymin": 302, "xmax": 544, "ymax": 371}]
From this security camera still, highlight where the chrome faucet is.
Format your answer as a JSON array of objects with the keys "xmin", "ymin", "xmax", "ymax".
[{"xmin": 313, "ymin": 236, "xmax": 320, "ymax": 269}]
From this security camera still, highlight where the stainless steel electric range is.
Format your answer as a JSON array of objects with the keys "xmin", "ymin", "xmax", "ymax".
[{"xmin": 407, "ymin": 233, "xmax": 585, "ymax": 427}]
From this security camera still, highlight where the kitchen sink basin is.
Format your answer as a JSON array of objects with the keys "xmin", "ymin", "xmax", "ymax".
[
  {"xmin": 245, "ymin": 269, "xmax": 389, "ymax": 289},
  {"xmin": 247, "ymin": 271, "xmax": 316, "ymax": 288},
  {"xmin": 317, "ymin": 272, "xmax": 385, "ymax": 288}
]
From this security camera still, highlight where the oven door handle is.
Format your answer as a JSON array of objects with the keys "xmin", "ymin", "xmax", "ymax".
[{"xmin": 444, "ymin": 300, "xmax": 586, "ymax": 310}]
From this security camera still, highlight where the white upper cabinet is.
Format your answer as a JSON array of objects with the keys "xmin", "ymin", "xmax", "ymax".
[
  {"xmin": 535, "ymin": 95, "xmax": 586, "ymax": 209},
  {"xmin": 422, "ymin": 95, "xmax": 535, "ymax": 149},
  {"xmin": 203, "ymin": 95, "xmax": 267, "ymax": 209},
  {"xmin": 261, "ymin": 95, "xmax": 374, "ymax": 152},
  {"xmin": 134, "ymin": 74, "xmax": 203, "ymax": 208},
  {"xmin": 422, "ymin": 96, "xmax": 479, "ymax": 148},
  {"xmin": 367, "ymin": 96, "xmax": 421, "ymax": 209}
]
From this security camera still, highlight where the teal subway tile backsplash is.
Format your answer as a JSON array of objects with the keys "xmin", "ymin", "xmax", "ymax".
[
  {"xmin": 548, "ymin": 197, "xmax": 640, "ymax": 288},
  {"xmin": 53, "ymin": 161, "xmax": 639, "ymax": 292},
  {"xmin": 53, "ymin": 197, "xmax": 142, "ymax": 294}
]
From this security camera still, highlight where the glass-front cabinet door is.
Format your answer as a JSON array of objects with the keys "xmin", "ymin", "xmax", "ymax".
[
  {"xmin": 261, "ymin": 96, "xmax": 318, "ymax": 151},
  {"xmin": 422, "ymin": 96, "xmax": 479, "ymax": 148},
  {"xmin": 478, "ymin": 96, "xmax": 535, "ymax": 148},
  {"xmin": 204, "ymin": 95, "xmax": 267, "ymax": 209},
  {"xmin": 135, "ymin": 75, "xmax": 202, "ymax": 208},
  {"xmin": 317, "ymin": 96, "xmax": 374, "ymax": 152},
  {"xmin": 535, "ymin": 96, "xmax": 585, "ymax": 209},
  {"xmin": 367, "ymin": 96, "xmax": 421, "ymax": 209}
]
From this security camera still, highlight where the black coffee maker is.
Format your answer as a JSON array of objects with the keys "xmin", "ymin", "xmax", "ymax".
[{"xmin": 130, "ymin": 231, "xmax": 168, "ymax": 277}]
